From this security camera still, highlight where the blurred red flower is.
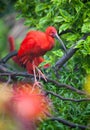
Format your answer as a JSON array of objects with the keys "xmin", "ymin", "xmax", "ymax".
[{"xmin": 7, "ymin": 82, "xmax": 51, "ymax": 121}]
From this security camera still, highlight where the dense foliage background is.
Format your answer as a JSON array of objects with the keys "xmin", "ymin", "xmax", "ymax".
[
  {"xmin": 15, "ymin": 0, "xmax": 90, "ymax": 129},
  {"xmin": 15, "ymin": 0, "xmax": 90, "ymax": 74},
  {"xmin": 0, "ymin": 0, "xmax": 90, "ymax": 130}
]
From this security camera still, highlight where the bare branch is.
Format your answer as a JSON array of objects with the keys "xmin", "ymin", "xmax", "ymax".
[
  {"xmin": 46, "ymin": 91, "xmax": 90, "ymax": 102},
  {"xmin": 0, "ymin": 50, "xmax": 17, "ymax": 64},
  {"xmin": 46, "ymin": 78, "xmax": 86, "ymax": 95},
  {"xmin": 50, "ymin": 117, "xmax": 89, "ymax": 130},
  {"xmin": 0, "ymin": 72, "xmax": 33, "ymax": 78},
  {"xmin": 0, "ymin": 52, "xmax": 86, "ymax": 96},
  {"xmin": 0, "ymin": 71, "xmax": 86, "ymax": 95}
]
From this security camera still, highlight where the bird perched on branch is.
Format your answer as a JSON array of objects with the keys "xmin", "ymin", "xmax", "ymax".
[
  {"xmin": 8, "ymin": 36, "xmax": 50, "ymax": 74},
  {"xmin": 8, "ymin": 26, "xmax": 66, "ymax": 84}
]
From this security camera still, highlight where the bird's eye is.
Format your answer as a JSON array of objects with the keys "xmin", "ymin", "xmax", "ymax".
[{"xmin": 50, "ymin": 32, "xmax": 55, "ymax": 37}]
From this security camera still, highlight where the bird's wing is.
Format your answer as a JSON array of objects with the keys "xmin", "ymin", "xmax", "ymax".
[
  {"xmin": 18, "ymin": 36, "xmax": 36, "ymax": 57},
  {"xmin": 19, "ymin": 30, "xmax": 47, "ymax": 56}
]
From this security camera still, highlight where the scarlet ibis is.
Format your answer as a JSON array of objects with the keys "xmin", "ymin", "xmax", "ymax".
[
  {"xmin": 8, "ymin": 36, "xmax": 50, "ymax": 74},
  {"xmin": 8, "ymin": 26, "xmax": 66, "ymax": 84}
]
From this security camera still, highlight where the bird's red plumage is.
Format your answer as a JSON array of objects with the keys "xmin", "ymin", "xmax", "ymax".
[
  {"xmin": 8, "ymin": 26, "xmax": 57, "ymax": 74},
  {"xmin": 18, "ymin": 30, "xmax": 55, "ymax": 58}
]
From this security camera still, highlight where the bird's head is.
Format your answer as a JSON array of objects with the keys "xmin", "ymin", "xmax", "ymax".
[
  {"xmin": 46, "ymin": 26, "xmax": 57, "ymax": 38},
  {"xmin": 46, "ymin": 26, "xmax": 67, "ymax": 53}
]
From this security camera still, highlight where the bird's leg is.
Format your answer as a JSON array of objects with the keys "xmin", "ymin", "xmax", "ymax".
[
  {"xmin": 32, "ymin": 62, "xmax": 47, "ymax": 88},
  {"xmin": 32, "ymin": 63, "xmax": 42, "ymax": 88},
  {"xmin": 35, "ymin": 66, "xmax": 47, "ymax": 82}
]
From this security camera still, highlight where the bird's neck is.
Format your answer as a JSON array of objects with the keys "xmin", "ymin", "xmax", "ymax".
[{"xmin": 46, "ymin": 35, "xmax": 55, "ymax": 50}]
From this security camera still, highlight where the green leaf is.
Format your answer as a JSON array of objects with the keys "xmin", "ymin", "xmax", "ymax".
[
  {"xmin": 81, "ymin": 22, "xmax": 90, "ymax": 33},
  {"xmin": 63, "ymin": 33, "xmax": 79, "ymax": 42},
  {"xmin": 39, "ymin": 17, "xmax": 48, "ymax": 25},
  {"xmin": 35, "ymin": 3, "xmax": 49, "ymax": 13},
  {"xmin": 74, "ymin": 1, "xmax": 84, "ymax": 13},
  {"xmin": 59, "ymin": 9, "xmax": 73, "ymax": 22},
  {"xmin": 75, "ymin": 39, "xmax": 85, "ymax": 49},
  {"xmin": 59, "ymin": 23, "xmax": 71, "ymax": 33},
  {"xmin": 82, "ymin": 59, "xmax": 90, "ymax": 74},
  {"xmin": 52, "ymin": 50, "xmax": 63, "ymax": 57},
  {"xmin": 54, "ymin": 16, "xmax": 64, "ymax": 23}
]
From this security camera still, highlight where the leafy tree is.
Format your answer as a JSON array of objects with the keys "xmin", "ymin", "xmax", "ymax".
[
  {"xmin": 15, "ymin": 0, "xmax": 90, "ymax": 73},
  {"xmin": 15, "ymin": 0, "xmax": 90, "ymax": 129},
  {"xmin": 0, "ymin": 0, "xmax": 90, "ymax": 130}
]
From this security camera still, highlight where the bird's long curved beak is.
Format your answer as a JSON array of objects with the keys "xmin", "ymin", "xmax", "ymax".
[{"xmin": 55, "ymin": 33, "xmax": 67, "ymax": 53}]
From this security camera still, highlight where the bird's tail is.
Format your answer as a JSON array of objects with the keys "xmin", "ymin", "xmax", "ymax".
[
  {"xmin": 8, "ymin": 36, "xmax": 15, "ymax": 52},
  {"xmin": 8, "ymin": 36, "xmax": 19, "ymax": 64}
]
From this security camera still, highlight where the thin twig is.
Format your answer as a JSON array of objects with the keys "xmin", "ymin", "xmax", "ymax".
[
  {"xmin": 46, "ymin": 91, "xmax": 90, "ymax": 102},
  {"xmin": 50, "ymin": 117, "xmax": 89, "ymax": 130},
  {"xmin": 0, "ymin": 72, "xmax": 33, "ymax": 78},
  {"xmin": 46, "ymin": 78, "xmax": 86, "ymax": 95}
]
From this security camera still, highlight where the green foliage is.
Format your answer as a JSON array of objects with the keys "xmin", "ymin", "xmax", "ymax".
[
  {"xmin": 8, "ymin": 0, "xmax": 90, "ymax": 129},
  {"xmin": 75, "ymin": 36, "xmax": 90, "ymax": 73},
  {"xmin": 15, "ymin": 0, "xmax": 90, "ymax": 74}
]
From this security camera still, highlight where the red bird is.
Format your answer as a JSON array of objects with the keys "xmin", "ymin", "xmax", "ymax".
[
  {"xmin": 8, "ymin": 26, "xmax": 66, "ymax": 82},
  {"xmin": 8, "ymin": 36, "xmax": 50, "ymax": 74}
]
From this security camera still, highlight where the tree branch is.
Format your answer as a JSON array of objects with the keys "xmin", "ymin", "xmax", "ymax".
[
  {"xmin": 0, "ymin": 72, "xmax": 33, "ymax": 78},
  {"xmin": 0, "ymin": 50, "xmax": 17, "ymax": 64},
  {"xmin": 55, "ymin": 33, "xmax": 90, "ymax": 70},
  {"xmin": 46, "ymin": 78, "xmax": 86, "ymax": 95},
  {"xmin": 0, "ymin": 50, "xmax": 86, "ymax": 96},
  {"xmin": 46, "ymin": 91, "xmax": 90, "ymax": 102},
  {"xmin": 0, "ymin": 71, "xmax": 86, "ymax": 95},
  {"xmin": 50, "ymin": 117, "xmax": 89, "ymax": 130}
]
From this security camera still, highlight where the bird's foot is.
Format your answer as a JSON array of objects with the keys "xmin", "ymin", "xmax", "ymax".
[
  {"xmin": 30, "ymin": 81, "xmax": 42, "ymax": 93},
  {"xmin": 35, "ymin": 66, "xmax": 47, "ymax": 82},
  {"xmin": 33, "ymin": 80, "xmax": 42, "ymax": 88},
  {"xmin": 32, "ymin": 63, "xmax": 47, "ymax": 91}
]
